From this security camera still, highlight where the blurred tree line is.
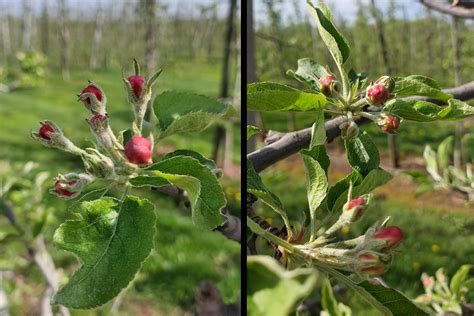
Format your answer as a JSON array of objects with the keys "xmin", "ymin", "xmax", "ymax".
[{"xmin": 0, "ymin": 0, "xmax": 240, "ymax": 76}]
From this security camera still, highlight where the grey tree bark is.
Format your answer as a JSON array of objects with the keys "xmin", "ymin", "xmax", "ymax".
[
  {"xmin": 1, "ymin": 2, "xmax": 12, "ymax": 66},
  {"xmin": 89, "ymin": 4, "xmax": 105, "ymax": 69},
  {"xmin": 58, "ymin": 0, "xmax": 70, "ymax": 80},
  {"xmin": 451, "ymin": 16, "xmax": 464, "ymax": 169},
  {"xmin": 21, "ymin": 0, "xmax": 33, "ymax": 51},
  {"xmin": 40, "ymin": 0, "xmax": 49, "ymax": 55},
  {"xmin": 247, "ymin": 0, "xmax": 258, "ymax": 153}
]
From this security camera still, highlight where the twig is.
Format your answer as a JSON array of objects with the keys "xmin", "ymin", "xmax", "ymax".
[
  {"xmin": 248, "ymin": 81, "xmax": 474, "ymax": 172},
  {"xmin": 420, "ymin": 0, "xmax": 474, "ymax": 18}
]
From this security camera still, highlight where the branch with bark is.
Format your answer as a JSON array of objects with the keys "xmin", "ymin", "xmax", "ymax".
[
  {"xmin": 420, "ymin": 0, "xmax": 474, "ymax": 18},
  {"xmin": 247, "ymin": 81, "xmax": 474, "ymax": 173}
]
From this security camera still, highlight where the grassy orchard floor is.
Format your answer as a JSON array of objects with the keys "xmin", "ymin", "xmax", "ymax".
[
  {"xmin": 0, "ymin": 62, "xmax": 241, "ymax": 314},
  {"xmin": 253, "ymin": 124, "xmax": 474, "ymax": 314}
]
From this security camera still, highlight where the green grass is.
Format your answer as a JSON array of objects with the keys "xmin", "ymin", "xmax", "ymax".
[{"xmin": 0, "ymin": 61, "xmax": 241, "ymax": 314}]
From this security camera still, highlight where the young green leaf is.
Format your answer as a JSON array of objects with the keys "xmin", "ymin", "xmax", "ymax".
[
  {"xmin": 321, "ymin": 278, "xmax": 342, "ymax": 316},
  {"xmin": 436, "ymin": 136, "xmax": 454, "ymax": 171},
  {"xmin": 307, "ymin": 1, "xmax": 350, "ymax": 65},
  {"xmin": 153, "ymin": 91, "xmax": 228, "ymax": 138},
  {"xmin": 310, "ymin": 109, "xmax": 327, "ymax": 149},
  {"xmin": 247, "ymin": 82, "xmax": 326, "ymax": 112},
  {"xmin": 344, "ymin": 131, "xmax": 380, "ymax": 175},
  {"xmin": 287, "ymin": 58, "xmax": 329, "ymax": 87},
  {"xmin": 393, "ymin": 76, "xmax": 452, "ymax": 101},
  {"xmin": 450, "ymin": 264, "xmax": 472, "ymax": 298},
  {"xmin": 384, "ymin": 99, "xmax": 474, "ymax": 122},
  {"xmin": 247, "ymin": 125, "xmax": 262, "ymax": 140},
  {"xmin": 247, "ymin": 256, "xmax": 318, "ymax": 316},
  {"xmin": 161, "ymin": 149, "xmax": 220, "ymax": 175},
  {"xmin": 52, "ymin": 196, "xmax": 156, "ymax": 309},
  {"xmin": 301, "ymin": 150, "xmax": 328, "ymax": 240},
  {"xmin": 144, "ymin": 156, "xmax": 226, "ymax": 229}
]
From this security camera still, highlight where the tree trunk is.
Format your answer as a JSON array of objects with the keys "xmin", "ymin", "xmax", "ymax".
[
  {"xmin": 247, "ymin": 0, "xmax": 258, "ymax": 153},
  {"xmin": 212, "ymin": 0, "xmax": 237, "ymax": 164},
  {"xmin": 370, "ymin": 0, "xmax": 400, "ymax": 169},
  {"xmin": 451, "ymin": 16, "xmax": 464, "ymax": 169},
  {"xmin": 58, "ymin": 0, "xmax": 70, "ymax": 80},
  {"xmin": 1, "ymin": 3, "xmax": 11, "ymax": 66},
  {"xmin": 21, "ymin": 0, "xmax": 33, "ymax": 51},
  {"xmin": 144, "ymin": 0, "xmax": 157, "ymax": 76},
  {"xmin": 40, "ymin": 0, "xmax": 49, "ymax": 55},
  {"xmin": 89, "ymin": 5, "xmax": 105, "ymax": 69}
]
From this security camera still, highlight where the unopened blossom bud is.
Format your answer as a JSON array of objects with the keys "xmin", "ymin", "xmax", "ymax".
[
  {"xmin": 340, "ymin": 121, "xmax": 359, "ymax": 140},
  {"xmin": 81, "ymin": 148, "xmax": 115, "ymax": 178},
  {"xmin": 421, "ymin": 273, "xmax": 434, "ymax": 290},
  {"xmin": 124, "ymin": 136, "xmax": 152, "ymax": 165},
  {"xmin": 78, "ymin": 81, "xmax": 107, "ymax": 115},
  {"xmin": 374, "ymin": 76, "xmax": 395, "ymax": 93},
  {"xmin": 356, "ymin": 251, "xmax": 388, "ymax": 278},
  {"xmin": 51, "ymin": 172, "xmax": 94, "ymax": 199},
  {"xmin": 123, "ymin": 59, "xmax": 162, "ymax": 134},
  {"xmin": 373, "ymin": 226, "xmax": 403, "ymax": 252},
  {"xmin": 319, "ymin": 74, "xmax": 336, "ymax": 96},
  {"xmin": 88, "ymin": 114, "xmax": 108, "ymax": 130},
  {"xmin": 32, "ymin": 121, "xmax": 82, "ymax": 154},
  {"xmin": 341, "ymin": 194, "xmax": 371, "ymax": 223},
  {"xmin": 366, "ymin": 77, "xmax": 394, "ymax": 106},
  {"xmin": 377, "ymin": 113, "xmax": 400, "ymax": 133}
]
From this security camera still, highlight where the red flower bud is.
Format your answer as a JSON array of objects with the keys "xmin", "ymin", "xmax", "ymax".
[
  {"xmin": 373, "ymin": 226, "xmax": 403, "ymax": 251},
  {"xmin": 366, "ymin": 84, "xmax": 390, "ymax": 106},
  {"xmin": 80, "ymin": 84, "xmax": 103, "ymax": 108},
  {"xmin": 377, "ymin": 113, "xmax": 400, "ymax": 133},
  {"xmin": 54, "ymin": 180, "xmax": 77, "ymax": 197},
  {"xmin": 124, "ymin": 135, "xmax": 152, "ymax": 165},
  {"xmin": 127, "ymin": 75, "xmax": 145, "ymax": 98},
  {"xmin": 339, "ymin": 121, "xmax": 359, "ymax": 140},
  {"xmin": 347, "ymin": 196, "xmax": 365, "ymax": 210},
  {"xmin": 319, "ymin": 74, "xmax": 336, "ymax": 96},
  {"xmin": 38, "ymin": 122, "xmax": 55, "ymax": 140},
  {"xmin": 357, "ymin": 252, "xmax": 387, "ymax": 277}
]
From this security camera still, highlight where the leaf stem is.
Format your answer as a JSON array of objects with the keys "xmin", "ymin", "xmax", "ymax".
[{"xmin": 247, "ymin": 216, "xmax": 295, "ymax": 253}]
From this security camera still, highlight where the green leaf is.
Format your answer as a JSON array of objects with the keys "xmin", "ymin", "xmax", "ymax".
[
  {"xmin": 385, "ymin": 99, "xmax": 474, "ymax": 122},
  {"xmin": 437, "ymin": 136, "xmax": 454, "ymax": 170},
  {"xmin": 325, "ymin": 171, "xmax": 363, "ymax": 212},
  {"xmin": 321, "ymin": 278, "xmax": 341, "ymax": 316},
  {"xmin": 247, "ymin": 82, "xmax": 326, "ymax": 112},
  {"xmin": 357, "ymin": 281, "xmax": 428, "ymax": 315},
  {"xmin": 393, "ymin": 76, "xmax": 452, "ymax": 101},
  {"xmin": 161, "ymin": 149, "xmax": 219, "ymax": 175},
  {"xmin": 144, "ymin": 156, "xmax": 226, "ymax": 229},
  {"xmin": 307, "ymin": 1, "xmax": 350, "ymax": 65},
  {"xmin": 310, "ymin": 109, "xmax": 327, "ymax": 149},
  {"xmin": 120, "ymin": 129, "xmax": 133, "ymax": 146},
  {"xmin": 247, "ymin": 256, "xmax": 318, "ymax": 316},
  {"xmin": 247, "ymin": 125, "xmax": 262, "ymax": 140},
  {"xmin": 332, "ymin": 168, "xmax": 392, "ymax": 213},
  {"xmin": 424, "ymin": 145, "xmax": 442, "ymax": 182},
  {"xmin": 287, "ymin": 58, "xmax": 328, "ymax": 87},
  {"xmin": 52, "ymin": 196, "xmax": 156, "ymax": 309},
  {"xmin": 153, "ymin": 91, "xmax": 228, "ymax": 138},
  {"xmin": 344, "ymin": 131, "xmax": 380, "ymax": 174},
  {"xmin": 301, "ymin": 145, "xmax": 330, "ymax": 175},
  {"xmin": 348, "ymin": 69, "xmax": 368, "ymax": 90},
  {"xmin": 68, "ymin": 187, "xmax": 111, "ymax": 213},
  {"xmin": 450, "ymin": 264, "xmax": 472, "ymax": 297},
  {"xmin": 301, "ymin": 151, "xmax": 328, "ymax": 238}
]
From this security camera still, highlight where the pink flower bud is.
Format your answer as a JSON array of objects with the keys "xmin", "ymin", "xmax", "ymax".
[
  {"xmin": 319, "ymin": 74, "xmax": 335, "ymax": 96},
  {"xmin": 357, "ymin": 252, "xmax": 387, "ymax": 277},
  {"xmin": 373, "ymin": 226, "xmax": 403, "ymax": 251},
  {"xmin": 79, "ymin": 84, "xmax": 103, "ymax": 109},
  {"xmin": 38, "ymin": 122, "xmax": 56, "ymax": 140},
  {"xmin": 54, "ymin": 180, "xmax": 78, "ymax": 198},
  {"xmin": 377, "ymin": 113, "xmax": 400, "ymax": 133},
  {"xmin": 124, "ymin": 135, "xmax": 152, "ymax": 165},
  {"xmin": 342, "ymin": 195, "xmax": 370, "ymax": 222},
  {"xmin": 366, "ymin": 84, "xmax": 390, "ymax": 106},
  {"xmin": 127, "ymin": 76, "xmax": 145, "ymax": 98},
  {"xmin": 374, "ymin": 76, "xmax": 395, "ymax": 92},
  {"xmin": 421, "ymin": 274, "xmax": 434, "ymax": 288}
]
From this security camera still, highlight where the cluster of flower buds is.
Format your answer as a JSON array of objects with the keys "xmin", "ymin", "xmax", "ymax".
[
  {"xmin": 32, "ymin": 59, "xmax": 162, "ymax": 199},
  {"xmin": 319, "ymin": 74, "xmax": 336, "ymax": 96},
  {"xmin": 376, "ymin": 113, "xmax": 401, "ymax": 134},
  {"xmin": 366, "ymin": 76, "xmax": 395, "ymax": 106}
]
